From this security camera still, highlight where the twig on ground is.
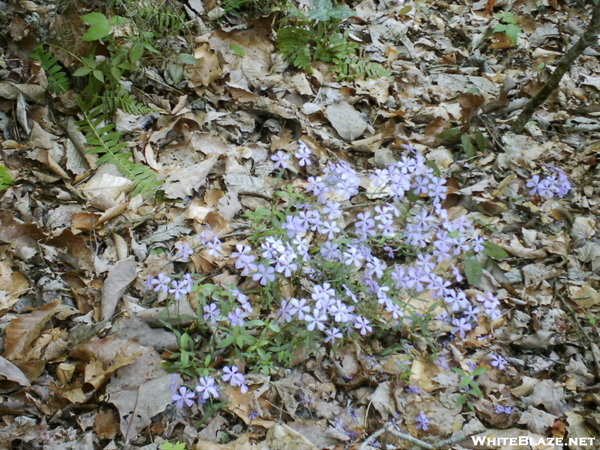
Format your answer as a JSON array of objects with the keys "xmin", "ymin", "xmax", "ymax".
[{"xmin": 359, "ymin": 424, "xmax": 485, "ymax": 450}]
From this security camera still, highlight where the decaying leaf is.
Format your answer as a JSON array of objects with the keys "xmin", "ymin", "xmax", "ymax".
[
  {"xmin": 3, "ymin": 299, "xmax": 63, "ymax": 361},
  {"xmin": 101, "ymin": 259, "xmax": 137, "ymax": 320}
]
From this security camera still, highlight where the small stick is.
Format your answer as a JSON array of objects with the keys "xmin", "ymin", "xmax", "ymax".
[{"xmin": 359, "ymin": 424, "xmax": 485, "ymax": 450}]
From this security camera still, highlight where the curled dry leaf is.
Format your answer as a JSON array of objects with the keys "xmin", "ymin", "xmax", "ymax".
[
  {"xmin": 0, "ymin": 355, "xmax": 31, "ymax": 387},
  {"xmin": 2, "ymin": 299, "xmax": 63, "ymax": 361}
]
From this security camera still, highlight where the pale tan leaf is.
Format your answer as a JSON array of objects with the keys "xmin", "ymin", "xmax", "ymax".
[
  {"xmin": 101, "ymin": 260, "xmax": 137, "ymax": 320},
  {"xmin": 2, "ymin": 299, "xmax": 62, "ymax": 361},
  {"xmin": 325, "ymin": 102, "xmax": 367, "ymax": 141},
  {"xmin": 0, "ymin": 355, "xmax": 30, "ymax": 387}
]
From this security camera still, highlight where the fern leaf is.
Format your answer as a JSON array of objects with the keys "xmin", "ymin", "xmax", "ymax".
[
  {"xmin": 30, "ymin": 46, "xmax": 71, "ymax": 94},
  {"xmin": 77, "ymin": 100, "xmax": 162, "ymax": 198},
  {"xmin": 276, "ymin": 27, "xmax": 312, "ymax": 72}
]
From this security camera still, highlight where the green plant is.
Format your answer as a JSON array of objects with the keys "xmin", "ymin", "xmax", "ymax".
[
  {"xmin": 0, "ymin": 165, "xmax": 14, "ymax": 190},
  {"xmin": 452, "ymin": 366, "xmax": 487, "ymax": 410},
  {"xmin": 491, "ymin": 11, "xmax": 522, "ymax": 46},
  {"xmin": 160, "ymin": 441, "xmax": 186, "ymax": 450},
  {"xmin": 276, "ymin": 0, "xmax": 391, "ymax": 80},
  {"xmin": 31, "ymin": 11, "xmax": 164, "ymax": 197}
]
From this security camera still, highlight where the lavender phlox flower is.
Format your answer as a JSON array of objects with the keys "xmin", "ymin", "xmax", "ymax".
[
  {"xmin": 174, "ymin": 242, "xmax": 194, "ymax": 262},
  {"xmin": 292, "ymin": 236, "xmax": 310, "ymax": 259},
  {"xmin": 383, "ymin": 245, "xmax": 395, "ymax": 258},
  {"xmin": 206, "ymin": 236, "xmax": 223, "ymax": 257},
  {"xmin": 281, "ymin": 214, "xmax": 308, "ymax": 238},
  {"xmin": 343, "ymin": 285, "xmax": 359, "ymax": 303},
  {"xmin": 151, "ymin": 273, "xmax": 172, "ymax": 293},
  {"xmin": 170, "ymin": 374, "xmax": 179, "ymax": 393},
  {"xmin": 412, "ymin": 175, "xmax": 431, "ymax": 196},
  {"xmin": 231, "ymin": 244, "xmax": 255, "ymax": 270},
  {"xmin": 143, "ymin": 275, "xmax": 155, "ymax": 292},
  {"xmin": 427, "ymin": 274, "xmax": 451, "ymax": 298},
  {"xmin": 322, "ymin": 201, "xmax": 343, "ymax": 220},
  {"xmin": 223, "ymin": 365, "xmax": 247, "ymax": 388},
  {"xmin": 343, "ymin": 245, "xmax": 364, "ymax": 268},
  {"xmin": 415, "ymin": 411, "xmax": 430, "ymax": 431},
  {"xmin": 416, "ymin": 253, "xmax": 436, "ymax": 272},
  {"xmin": 434, "ymin": 355, "xmax": 450, "ymax": 369},
  {"xmin": 527, "ymin": 174, "xmax": 555, "ymax": 198},
  {"xmin": 169, "ymin": 279, "xmax": 190, "ymax": 300},
  {"xmin": 319, "ymin": 220, "xmax": 341, "ymax": 239},
  {"xmin": 248, "ymin": 410, "xmax": 260, "ymax": 420},
  {"xmin": 366, "ymin": 257, "xmax": 387, "ymax": 279},
  {"xmin": 398, "ymin": 155, "xmax": 419, "ymax": 173},
  {"xmin": 406, "ymin": 385, "xmax": 421, "ymax": 394},
  {"xmin": 462, "ymin": 304, "xmax": 481, "ymax": 324},
  {"xmin": 295, "ymin": 140, "xmax": 313, "ymax": 166},
  {"xmin": 549, "ymin": 166, "xmax": 571, "ymax": 197},
  {"xmin": 490, "ymin": 353, "xmax": 508, "ymax": 370},
  {"xmin": 427, "ymin": 176, "xmax": 447, "ymax": 202},
  {"xmin": 321, "ymin": 242, "xmax": 342, "ymax": 261},
  {"xmin": 452, "ymin": 266, "xmax": 464, "ymax": 283},
  {"xmin": 203, "ymin": 303, "xmax": 220, "ymax": 323},
  {"xmin": 274, "ymin": 251, "xmax": 298, "ymax": 278},
  {"xmin": 305, "ymin": 308, "xmax": 328, "ymax": 331},
  {"xmin": 228, "ymin": 307, "xmax": 248, "ymax": 327},
  {"xmin": 232, "ymin": 288, "xmax": 253, "ymax": 312},
  {"xmin": 271, "ymin": 150, "xmax": 290, "ymax": 169},
  {"xmin": 251, "ymin": 264, "xmax": 276, "ymax": 286},
  {"xmin": 371, "ymin": 168, "xmax": 390, "ymax": 188},
  {"xmin": 471, "ymin": 235, "xmax": 485, "ymax": 253},
  {"xmin": 324, "ymin": 326, "xmax": 343, "ymax": 343},
  {"xmin": 261, "ymin": 236, "xmax": 285, "ymax": 262},
  {"xmin": 451, "ymin": 317, "xmax": 473, "ymax": 339},
  {"xmin": 329, "ymin": 300, "xmax": 354, "ymax": 323},
  {"xmin": 172, "ymin": 386, "xmax": 196, "ymax": 408},
  {"xmin": 290, "ymin": 297, "xmax": 311, "ymax": 319},
  {"xmin": 355, "ymin": 211, "xmax": 376, "ymax": 240},
  {"xmin": 278, "ymin": 300, "xmax": 294, "ymax": 323},
  {"xmin": 444, "ymin": 290, "xmax": 469, "ymax": 313},
  {"xmin": 406, "ymin": 227, "xmax": 428, "ymax": 248},
  {"xmin": 196, "ymin": 376, "xmax": 219, "ymax": 400},
  {"xmin": 198, "ymin": 229, "xmax": 216, "ymax": 245},
  {"xmin": 306, "ymin": 176, "xmax": 328, "ymax": 199},
  {"xmin": 494, "ymin": 404, "xmax": 514, "ymax": 415},
  {"xmin": 354, "ymin": 316, "xmax": 372, "ymax": 335},
  {"xmin": 312, "ymin": 282, "xmax": 336, "ymax": 310}
]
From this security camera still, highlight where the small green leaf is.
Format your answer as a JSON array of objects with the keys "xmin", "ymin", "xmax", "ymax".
[
  {"xmin": 111, "ymin": 67, "xmax": 122, "ymax": 81},
  {"xmin": 472, "ymin": 367, "xmax": 487, "ymax": 376},
  {"xmin": 129, "ymin": 45, "xmax": 144, "ymax": 64},
  {"xmin": 483, "ymin": 242, "xmax": 509, "ymax": 259},
  {"xmin": 461, "ymin": 134, "xmax": 475, "ymax": 158},
  {"xmin": 328, "ymin": 5, "xmax": 354, "ymax": 20},
  {"xmin": 81, "ymin": 12, "xmax": 109, "ymax": 27},
  {"xmin": 92, "ymin": 70, "xmax": 104, "ymax": 82},
  {"xmin": 82, "ymin": 22, "xmax": 112, "ymax": 41},
  {"xmin": 505, "ymin": 24, "xmax": 521, "ymax": 45},
  {"xmin": 491, "ymin": 24, "xmax": 507, "ymax": 35},
  {"xmin": 217, "ymin": 333, "xmax": 235, "ymax": 348},
  {"xmin": 474, "ymin": 130, "xmax": 486, "ymax": 151},
  {"xmin": 230, "ymin": 44, "xmax": 246, "ymax": 57},
  {"xmin": 398, "ymin": 5, "xmax": 412, "ymax": 15},
  {"xmin": 177, "ymin": 53, "xmax": 201, "ymax": 65},
  {"xmin": 73, "ymin": 67, "xmax": 92, "ymax": 77},
  {"xmin": 168, "ymin": 63, "xmax": 184, "ymax": 83},
  {"xmin": 309, "ymin": 0, "xmax": 334, "ymax": 21},
  {"xmin": 110, "ymin": 15, "xmax": 128, "ymax": 27},
  {"xmin": 464, "ymin": 258, "xmax": 482, "ymax": 285}
]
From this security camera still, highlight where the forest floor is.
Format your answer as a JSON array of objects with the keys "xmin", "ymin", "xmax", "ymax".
[{"xmin": 1, "ymin": 0, "xmax": 600, "ymax": 449}]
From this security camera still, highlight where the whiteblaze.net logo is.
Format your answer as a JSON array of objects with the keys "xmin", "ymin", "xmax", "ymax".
[{"xmin": 471, "ymin": 435, "xmax": 596, "ymax": 447}]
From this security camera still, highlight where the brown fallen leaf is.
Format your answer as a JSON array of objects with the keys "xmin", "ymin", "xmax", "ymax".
[{"xmin": 2, "ymin": 299, "xmax": 62, "ymax": 361}]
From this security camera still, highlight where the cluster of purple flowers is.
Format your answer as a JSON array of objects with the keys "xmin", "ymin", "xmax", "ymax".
[
  {"xmin": 526, "ymin": 166, "xmax": 571, "ymax": 199},
  {"xmin": 145, "ymin": 273, "xmax": 194, "ymax": 300},
  {"xmin": 171, "ymin": 365, "xmax": 249, "ymax": 408},
  {"xmin": 271, "ymin": 140, "xmax": 313, "ymax": 170},
  {"xmin": 223, "ymin": 143, "xmax": 502, "ymax": 343}
]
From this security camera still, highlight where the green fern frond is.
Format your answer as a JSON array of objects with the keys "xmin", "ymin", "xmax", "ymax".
[
  {"xmin": 101, "ymin": 87, "xmax": 159, "ymax": 115},
  {"xmin": 276, "ymin": 27, "xmax": 312, "ymax": 72},
  {"xmin": 77, "ymin": 102, "xmax": 163, "ymax": 197},
  {"xmin": 30, "ymin": 46, "xmax": 71, "ymax": 94}
]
